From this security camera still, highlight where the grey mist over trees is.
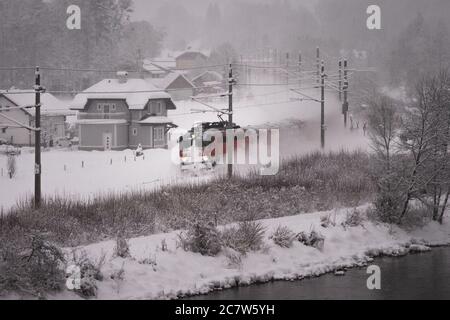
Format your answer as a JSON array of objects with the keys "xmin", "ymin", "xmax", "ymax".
[
  {"xmin": 133, "ymin": 0, "xmax": 450, "ymax": 84},
  {"xmin": 2, "ymin": 0, "xmax": 450, "ymax": 90},
  {"xmin": 0, "ymin": 0, "xmax": 163, "ymax": 91}
]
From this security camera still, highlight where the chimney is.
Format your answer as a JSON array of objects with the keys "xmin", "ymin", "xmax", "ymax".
[{"xmin": 117, "ymin": 71, "xmax": 128, "ymax": 84}]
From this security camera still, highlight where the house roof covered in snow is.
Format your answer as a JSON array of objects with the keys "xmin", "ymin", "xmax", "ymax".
[
  {"xmin": 149, "ymin": 72, "xmax": 194, "ymax": 90},
  {"xmin": 176, "ymin": 51, "xmax": 208, "ymax": 61},
  {"xmin": 142, "ymin": 61, "xmax": 171, "ymax": 74},
  {"xmin": 70, "ymin": 78, "xmax": 176, "ymax": 111},
  {"xmin": 0, "ymin": 89, "xmax": 72, "ymax": 117},
  {"xmin": 192, "ymin": 71, "xmax": 223, "ymax": 83},
  {"xmin": 143, "ymin": 58, "xmax": 176, "ymax": 71}
]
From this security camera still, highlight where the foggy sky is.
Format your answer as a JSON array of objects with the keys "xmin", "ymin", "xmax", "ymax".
[{"xmin": 131, "ymin": 0, "xmax": 319, "ymax": 21}]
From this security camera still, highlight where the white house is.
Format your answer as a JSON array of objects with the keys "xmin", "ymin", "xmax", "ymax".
[{"xmin": 70, "ymin": 73, "xmax": 178, "ymax": 151}]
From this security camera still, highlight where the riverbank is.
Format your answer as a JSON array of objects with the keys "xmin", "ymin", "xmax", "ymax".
[
  {"xmin": 52, "ymin": 206, "xmax": 449, "ymax": 300},
  {"xmin": 189, "ymin": 247, "xmax": 450, "ymax": 300}
]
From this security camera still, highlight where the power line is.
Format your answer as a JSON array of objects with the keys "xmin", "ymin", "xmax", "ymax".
[
  {"xmin": 0, "ymin": 67, "xmax": 36, "ymax": 71},
  {"xmin": 0, "ymin": 63, "xmax": 229, "ymax": 73},
  {"xmin": 0, "ymin": 84, "xmax": 226, "ymax": 96},
  {"xmin": 236, "ymin": 82, "xmax": 317, "ymax": 87}
]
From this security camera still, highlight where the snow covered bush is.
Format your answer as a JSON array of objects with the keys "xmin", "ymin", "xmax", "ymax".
[
  {"xmin": 178, "ymin": 222, "xmax": 222, "ymax": 256},
  {"xmin": 0, "ymin": 234, "xmax": 65, "ymax": 298},
  {"xmin": 342, "ymin": 209, "xmax": 365, "ymax": 228},
  {"xmin": 110, "ymin": 263, "xmax": 125, "ymax": 282},
  {"xmin": 320, "ymin": 212, "xmax": 337, "ymax": 228},
  {"xmin": 223, "ymin": 248, "xmax": 243, "ymax": 269},
  {"xmin": 113, "ymin": 264, "xmax": 127, "ymax": 295},
  {"xmin": 6, "ymin": 155, "xmax": 17, "ymax": 179},
  {"xmin": 372, "ymin": 190, "xmax": 403, "ymax": 224},
  {"xmin": 114, "ymin": 235, "xmax": 131, "ymax": 258},
  {"xmin": 69, "ymin": 251, "xmax": 105, "ymax": 298},
  {"xmin": 221, "ymin": 221, "xmax": 266, "ymax": 254},
  {"xmin": 269, "ymin": 226, "xmax": 296, "ymax": 248},
  {"xmin": 296, "ymin": 230, "xmax": 325, "ymax": 251},
  {"xmin": 139, "ymin": 254, "xmax": 158, "ymax": 271},
  {"xmin": 160, "ymin": 239, "xmax": 168, "ymax": 252}
]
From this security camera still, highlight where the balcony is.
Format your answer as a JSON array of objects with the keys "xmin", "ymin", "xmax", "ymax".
[
  {"xmin": 76, "ymin": 112, "xmax": 128, "ymax": 125},
  {"xmin": 78, "ymin": 112, "xmax": 128, "ymax": 120}
]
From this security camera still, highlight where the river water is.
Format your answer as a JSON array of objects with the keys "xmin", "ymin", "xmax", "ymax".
[{"xmin": 189, "ymin": 248, "xmax": 450, "ymax": 300}]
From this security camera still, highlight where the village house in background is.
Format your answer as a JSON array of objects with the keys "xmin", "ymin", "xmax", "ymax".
[
  {"xmin": 191, "ymin": 70, "xmax": 225, "ymax": 95},
  {"xmin": 148, "ymin": 72, "xmax": 195, "ymax": 101},
  {"xmin": 70, "ymin": 72, "xmax": 177, "ymax": 151},
  {"xmin": 142, "ymin": 59, "xmax": 173, "ymax": 79},
  {"xmin": 142, "ymin": 59, "xmax": 195, "ymax": 101},
  {"xmin": 143, "ymin": 50, "xmax": 212, "ymax": 100},
  {"xmin": 0, "ymin": 89, "xmax": 73, "ymax": 147},
  {"xmin": 175, "ymin": 51, "xmax": 208, "ymax": 70}
]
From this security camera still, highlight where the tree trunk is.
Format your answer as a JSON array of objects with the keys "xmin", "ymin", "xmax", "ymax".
[{"xmin": 438, "ymin": 189, "xmax": 449, "ymax": 224}]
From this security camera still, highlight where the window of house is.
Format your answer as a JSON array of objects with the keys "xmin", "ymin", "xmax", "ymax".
[
  {"xmin": 1, "ymin": 128, "xmax": 6, "ymax": 134},
  {"xmin": 155, "ymin": 101, "xmax": 163, "ymax": 114},
  {"xmin": 132, "ymin": 128, "xmax": 138, "ymax": 136},
  {"xmin": 97, "ymin": 104, "xmax": 103, "ymax": 112},
  {"xmin": 111, "ymin": 104, "xmax": 116, "ymax": 111},
  {"xmin": 154, "ymin": 127, "xmax": 164, "ymax": 141},
  {"xmin": 148, "ymin": 102, "xmax": 153, "ymax": 114}
]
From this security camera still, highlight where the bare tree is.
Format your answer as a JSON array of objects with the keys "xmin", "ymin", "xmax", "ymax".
[
  {"xmin": 367, "ymin": 95, "xmax": 399, "ymax": 172},
  {"xmin": 367, "ymin": 94, "xmax": 403, "ymax": 222},
  {"xmin": 397, "ymin": 71, "xmax": 450, "ymax": 223}
]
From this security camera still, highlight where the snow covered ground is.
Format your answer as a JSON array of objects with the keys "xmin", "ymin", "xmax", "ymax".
[
  {"xmin": 0, "ymin": 88, "xmax": 369, "ymax": 212},
  {"xmin": 55, "ymin": 207, "xmax": 449, "ymax": 300},
  {"xmin": 0, "ymin": 148, "xmax": 217, "ymax": 211}
]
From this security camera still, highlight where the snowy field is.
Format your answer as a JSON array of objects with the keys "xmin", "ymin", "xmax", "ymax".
[
  {"xmin": 0, "ymin": 88, "xmax": 369, "ymax": 211},
  {"xmin": 0, "ymin": 148, "xmax": 203, "ymax": 211},
  {"xmin": 50, "ymin": 207, "xmax": 449, "ymax": 300}
]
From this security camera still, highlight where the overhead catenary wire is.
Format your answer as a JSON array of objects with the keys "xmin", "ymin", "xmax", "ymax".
[
  {"xmin": 0, "ymin": 63, "xmax": 229, "ymax": 73},
  {"xmin": 0, "ymin": 84, "xmax": 227, "ymax": 96},
  {"xmin": 0, "ymin": 110, "xmax": 39, "ymax": 131}
]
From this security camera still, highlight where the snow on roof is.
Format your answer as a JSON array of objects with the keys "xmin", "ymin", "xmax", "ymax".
[
  {"xmin": 0, "ymin": 89, "xmax": 71, "ymax": 116},
  {"xmin": 203, "ymin": 81, "xmax": 223, "ymax": 87},
  {"xmin": 192, "ymin": 70, "xmax": 223, "ymax": 83},
  {"xmin": 143, "ymin": 58, "xmax": 176, "ymax": 71},
  {"xmin": 148, "ymin": 72, "xmax": 194, "ymax": 90},
  {"xmin": 138, "ymin": 116, "xmax": 173, "ymax": 124},
  {"xmin": 176, "ymin": 51, "xmax": 208, "ymax": 61},
  {"xmin": 142, "ymin": 61, "xmax": 170, "ymax": 74},
  {"xmin": 70, "ymin": 78, "xmax": 173, "ymax": 110}
]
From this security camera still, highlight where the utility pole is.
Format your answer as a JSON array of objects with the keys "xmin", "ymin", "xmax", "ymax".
[
  {"xmin": 342, "ymin": 59, "xmax": 349, "ymax": 128},
  {"xmin": 34, "ymin": 66, "xmax": 42, "ymax": 209},
  {"xmin": 316, "ymin": 47, "xmax": 320, "ymax": 87},
  {"xmin": 320, "ymin": 60, "xmax": 325, "ymax": 149},
  {"xmin": 227, "ymin": 63, "xmax": 233, "ymax": 179},
  {"xmin": 338, "ymin": 59, "xmax": 342, "ymax": 102}
]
